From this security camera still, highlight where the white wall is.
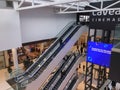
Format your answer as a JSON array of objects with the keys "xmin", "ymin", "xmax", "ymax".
[
  {"xmin": 0, "ymin": 9, "xmax": 22, "ymax": 51},
  {"xmin": 19, "ymin": 7, "xmax": 75, "ymax": 43}
]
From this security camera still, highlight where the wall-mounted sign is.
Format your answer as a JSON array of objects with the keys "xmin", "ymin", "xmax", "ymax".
[
  {"xmin": 87, "ymin": 1, "xmax": 120, "ymax": 30},
  {"xmin": 90, "ymin": 9, "xmax": 120, "ymax": 30}
]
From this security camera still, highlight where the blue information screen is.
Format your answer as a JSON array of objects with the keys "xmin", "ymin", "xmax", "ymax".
[{"xmin": 87, "ymin": 41, "xmax": 113, "ymax": 67}]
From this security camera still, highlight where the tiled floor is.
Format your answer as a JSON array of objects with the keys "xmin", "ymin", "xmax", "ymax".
[
  {"xmin": 0, "ymin": 68, "xmax": 13, "ymax": 90},
  {"xmin": 0, "ymin": 64, "xmax": 24, "ymax": 90}
]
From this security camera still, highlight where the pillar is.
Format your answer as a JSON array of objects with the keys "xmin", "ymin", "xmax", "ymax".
[
  {"xmin": 40, "ymin": 43, "xmax": 44, "ymax": 54},
  {"xmin": 4, "ymin": 51, "xmax": 9, "ymax": 67},
  {"xmin": 12, "ymin": 48, "xmax": 19, "ymax": 69}
]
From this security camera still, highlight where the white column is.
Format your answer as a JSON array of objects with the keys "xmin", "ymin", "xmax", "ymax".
[
  {"xmin": 13, "ymin": 1, "xmax": 19, "ymax": 69},
  {"xmin": 4, "ymin": 51, "xmax": 9, "ymax": 67},
  {"xmin": 12, "ymin": 48, "xmax": 19, "ymax": 69},
  {"xmin": 40, "ymin": 43, "xmax": 44, "ymax": 54}
]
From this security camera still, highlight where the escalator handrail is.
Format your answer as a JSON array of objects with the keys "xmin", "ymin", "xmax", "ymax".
[
  {"xmin": 17, "ymin": 25, "xmax": 79, "ymax": 85},
  {"xmin": 19, "ymin": 24, "xmax": 81, "ymax": 84},
  {"xmin": 19, "ymin": 24, "xmax": 80, "ymax": 85},
  {"xmin": 29, "ymin": 25, "xmax": 79, "ymax": 77},
  {"xmin": 16, "ymin": 22, "xmax": 76, "ymax": 80}
]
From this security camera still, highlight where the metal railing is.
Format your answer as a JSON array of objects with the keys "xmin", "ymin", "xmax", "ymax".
[{"xmin": 16, "ymin": 21, "xmax": 76, "ymax": 82}]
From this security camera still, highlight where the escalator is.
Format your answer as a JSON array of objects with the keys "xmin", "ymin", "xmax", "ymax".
[
  {"xmin": 51, "ymin": 53, "xmax": 80, "ymax": 90},
  {"xmin": 41, "ymin": 53, "xmax": 76, "ymax": 90},
  {"xmin": 16, "ymin": 23, "xmax": 78, "ymax": 82},
  {"xmin": 7, "ymin": 22, "xmax": 88, "ymax": 90},
  {"xmin": 41, "ymin": 52, "xmax": 85, "ymax": 90},
  {"xmin": 39, "ymin": 54, "xmax": 69, "ymax": 90}
]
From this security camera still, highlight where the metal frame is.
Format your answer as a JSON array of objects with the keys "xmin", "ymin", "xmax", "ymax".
[
  {"xmin": 15, "ymin": 0, "xmax": 81, "ymax": 10},
  {"xmin": 96, "ymin": 31, "xmax": 112, "ymax": 89},
  {"xmin": 97, "ymin": 66, "xmax": 105, "ymax": 89},
  {"xmin": 58, "ymin": 0, "xmax": 120, "ymax": 14},
  {"xmin": 84, "ymin": 28, "xmax": 113, "ymax": 90},
  {"xmin": 12, "ymin": 0, "xmax": 120, "ymax": 12},
  {"xmin": 84, "ymin": 28, "xmax": 97, "ymax": 90},
  {"xmin": 85, "ymin": 62, "xmax": 95, "ymax": 90}
]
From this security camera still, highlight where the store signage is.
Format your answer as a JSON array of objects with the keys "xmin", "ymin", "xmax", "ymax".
[
  {"xmin": 92, "ymin": 10, "xmax": 120, "ymax": 16},
  {"xmin": 88, "ymin": 0, "xmax": 120, "ymax": 30},
  {"xmin": 90, "ymin": 9, "xmax": 120, "ymax": 30},
  {"xmin": 91, "ymin": 10, "xmax": 120, "ymax": 22}
]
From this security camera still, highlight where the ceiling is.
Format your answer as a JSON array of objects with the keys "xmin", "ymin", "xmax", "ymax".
[{"xmin": 13, "ymin": 0, "xmax": 117, "ymax": 13}]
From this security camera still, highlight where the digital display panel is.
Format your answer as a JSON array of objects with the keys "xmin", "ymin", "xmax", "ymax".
[{"xmin": 87, "ymin": 41, "xmax": 113, "ymax": 67}]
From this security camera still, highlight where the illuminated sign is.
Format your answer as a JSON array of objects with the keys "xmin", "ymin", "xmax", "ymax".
[
  {"xmin": 90, "ymin": 10, "xmax": 120, "ymax": 30},
  {"xmin": 88, "ymin": 1, "xmax": 120, "ymax": 30},
  {"xmin": 87, "ymin": 41, "xmax": 113, "ymax": 67},
  {"xmin": 91, "ymin": 10, "xmax": 120, "ymax": 23}
]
